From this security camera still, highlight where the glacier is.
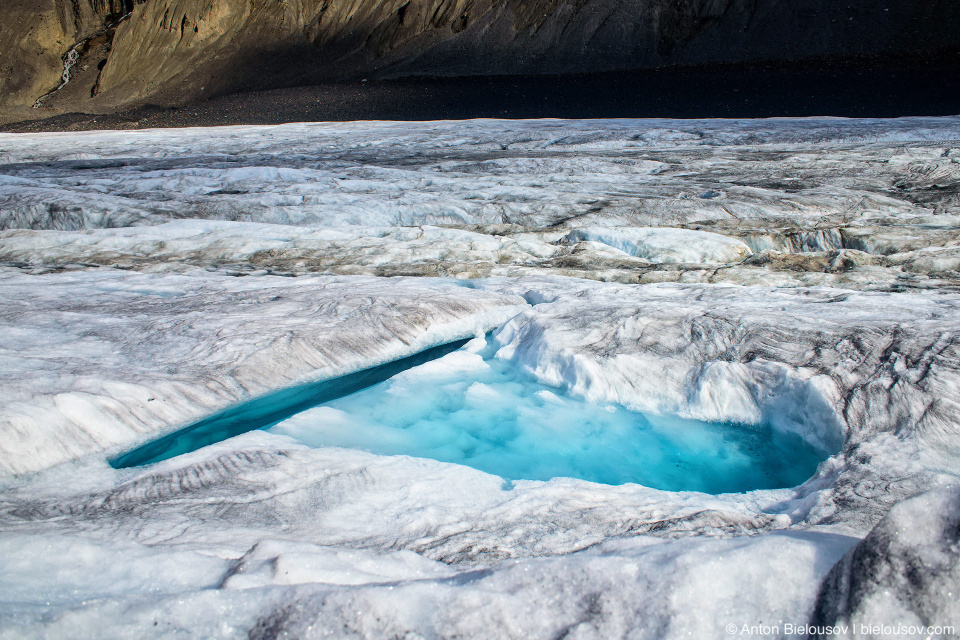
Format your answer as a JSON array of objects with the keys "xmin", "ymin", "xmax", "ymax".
[{"xmin": 0, "ymin": 117, "xmax": 958, "ymax": 639}]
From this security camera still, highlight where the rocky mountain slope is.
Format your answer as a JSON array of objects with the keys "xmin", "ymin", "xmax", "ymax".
[{"xmin": 3, "ymin": 0, "xmax": 960, "ymax": 122}]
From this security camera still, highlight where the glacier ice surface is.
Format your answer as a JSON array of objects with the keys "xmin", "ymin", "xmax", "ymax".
[{"xmin": 0, "ymin": 116, "xmax": 958, "ymax": 638}]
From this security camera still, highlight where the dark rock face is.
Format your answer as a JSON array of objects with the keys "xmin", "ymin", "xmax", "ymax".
[
  {"xmin": 809, "ymin": 486, "xmax": 960, "ymax": 637},
  {"xmin": 3, "ymin": 0, "xmax": 960, "ymax": 121}
]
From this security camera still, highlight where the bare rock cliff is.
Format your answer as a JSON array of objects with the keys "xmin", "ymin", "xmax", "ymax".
[{"xmin": 3, "ymin": 0, "xmax": 959, "ymax": 119}]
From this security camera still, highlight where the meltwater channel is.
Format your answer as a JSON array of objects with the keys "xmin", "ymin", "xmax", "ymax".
[{"xmin": 112, "ymin": 335, "xmax": 832, "ymax": 494}]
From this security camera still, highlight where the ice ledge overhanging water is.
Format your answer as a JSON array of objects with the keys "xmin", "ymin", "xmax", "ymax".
[{"xmin": 109, "ymin": 337, "xmax": 472, "ymax": 468}]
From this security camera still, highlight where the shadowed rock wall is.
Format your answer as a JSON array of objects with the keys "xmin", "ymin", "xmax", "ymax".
[{"xmin": 3, "ymin": 0, "xmax": 960, "ymax": 119}]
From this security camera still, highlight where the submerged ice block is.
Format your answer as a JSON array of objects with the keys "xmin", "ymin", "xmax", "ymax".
[{"xmin": 268, "ymin": 337, "xmax": 832, "ymax": 494}]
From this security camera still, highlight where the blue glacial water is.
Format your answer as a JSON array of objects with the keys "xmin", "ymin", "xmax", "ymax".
[
  {"xmin": 109, "ymin": 338, "xmax": 470, "ymax": 469},
  {"xmin": 267, "ymin": 337, "xmax": 830, "ymax": 494},
  {"xmin": 112, "ymin": 336, "xmax": 830, "ymax": 494}
]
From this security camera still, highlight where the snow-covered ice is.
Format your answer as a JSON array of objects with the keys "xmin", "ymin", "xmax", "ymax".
[{"xmin": 0, "ymin": 117, "xmax": 958, "ymax": 639}]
